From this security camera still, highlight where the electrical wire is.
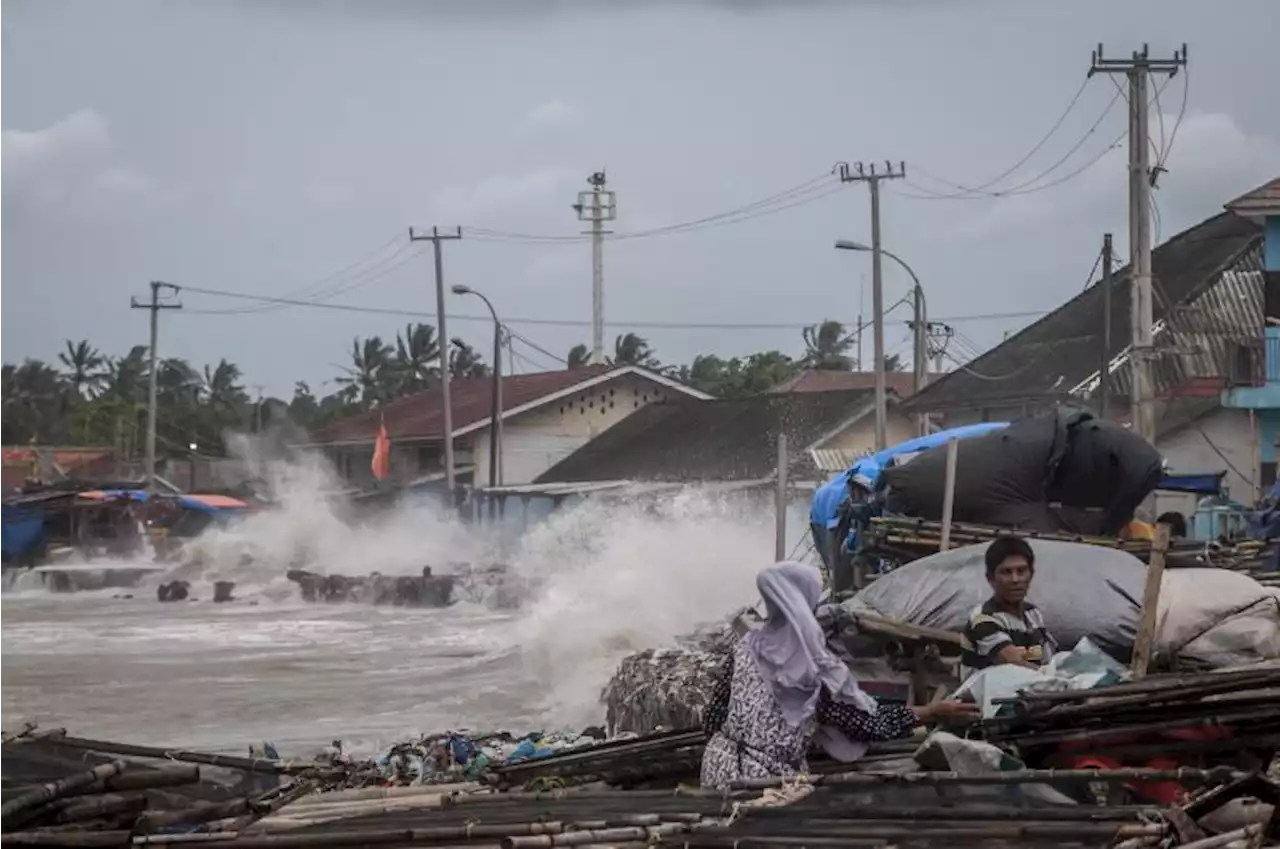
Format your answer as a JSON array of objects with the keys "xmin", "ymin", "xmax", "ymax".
[
  {"xmin": 942, "ymin": 348, "xmax": 1041, "ymax": 382},
  {"xmin": 175, "ymin": 283, "xmax": 1048, "ymax": 330},
  {"xmin": 906, "ymin": 76, "xmax": 1093, "ymax": 199},
  {"xmin": 193, "ymin": 233, "xmax": 408, "ymax": 315},
  {"xmin": 464, "ymin": 173, "xmax": 840, "ymax": 244},
  {"xmin": 899, "ymin": 86, "xmax": 1122, "ymax": 200},
  {"xmin": 506, "ymin": 329, "xmax": 568, "ymax": 367}
]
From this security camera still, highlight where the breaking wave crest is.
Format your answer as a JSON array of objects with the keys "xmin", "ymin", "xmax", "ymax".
[{"xmin": 5, "ymin": 434, "xmax": 785, "ymax": 737}]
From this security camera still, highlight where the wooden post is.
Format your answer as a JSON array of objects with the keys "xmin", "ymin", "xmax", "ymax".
[
  {"xmin": 939, "ymin": 437, "xmax": 959, "ymax": 552},
  {"xmin": 1130, "ymin": 522, "xmax": 1171, "ymax": 679},
  {"xmin": 775, "ymin": 433, "xmax": 788, "ymax": 561}
]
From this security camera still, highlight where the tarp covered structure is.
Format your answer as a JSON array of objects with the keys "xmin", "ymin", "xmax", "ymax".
[
  {"xmin": 880, "ymin": 410, "xmax": 1163, "ymax": 536},
  {"xmin": 844, "ymin": 540, "xmax": 1280, "ymax": 668}
]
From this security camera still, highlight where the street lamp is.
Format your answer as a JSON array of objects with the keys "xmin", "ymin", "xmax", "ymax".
[
  {"xmin": 451, "ymin": 285, "xmax": 503, "ymax": 497},
  {"xmin": 835, "ymin": 240, "xmax": 930, "ymax": 435}
]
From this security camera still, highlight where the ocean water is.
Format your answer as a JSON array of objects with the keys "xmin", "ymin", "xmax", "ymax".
[{"xmin": 2, "ymin": 449, "xmax": 780, "ymax": 758}]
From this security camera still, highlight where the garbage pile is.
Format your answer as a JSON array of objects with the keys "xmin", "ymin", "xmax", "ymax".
[
  {"xmin": 340, "ymin": 728, "xmax": 612, "ymax": 788},
  {"xmin": 600, "ymin": 608, "xmax": 760, "ymax": 736}
]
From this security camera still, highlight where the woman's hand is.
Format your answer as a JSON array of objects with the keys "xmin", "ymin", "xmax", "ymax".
[{"xmin": 912, "ymin": 700, "xmax": 982, "ymax": 727}]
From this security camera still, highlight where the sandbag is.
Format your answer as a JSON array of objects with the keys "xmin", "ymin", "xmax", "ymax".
[
  {"xmin": 1157, "ymin": 568, "xmax": 1280, "ymax": 667},
  {"xmin": 845, "ymin": 541, "xmax": 1280, "ymax": 668},
  {"xmin": 1049, "ymin": 414, "xmax": 1164, "ymax": 535},
  {"xmin": 880, "ymin": 410, "xmax": 1162, "ymax": 535},
  {"xmin": 844, "ymin": 540, "xmax": 1143, "ymax": 661}
]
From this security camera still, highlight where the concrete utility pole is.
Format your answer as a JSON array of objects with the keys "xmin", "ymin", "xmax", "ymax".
[
  {"xmin": 927, "ymin": 321, "xmax": 955, "ymax": 380},
  {"xmin": 573, "ymin": 171, "xmax": 616, "ymax": 365},
  {"xmin": 130, "ymin": 281, "xmax": 182, "ymax": 491},
  {"xmin": 1099, "ymin": 233, "xmax": 1114, "ymax": 419},
  {"xmin": 409, "ymin": 226, "xmax": 463, "ymax": 493},
  {"xmin": 837, "ymin": 161, "xmax": 907, "ymax": 451},
  {"xmin": 1089, "ymin": 44, "xmax": 1187, "ymax": 444}
]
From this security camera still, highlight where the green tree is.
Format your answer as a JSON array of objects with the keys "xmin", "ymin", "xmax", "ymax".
[
  {"xmin": 610, "ymin": 333, "xmax": 659, "ymax": 369},
  {"xmin": 58, "ymin": 340, "xmax": 108, "ymax": 399},
  {"xmin": 336, "ymin": 336, "xmax": 394, "ymax": 408},
  {"xmin": 394, "ymin": 323, "xmax": 441, "ymax": 392},
  {"xmin": 801, "ymin": 320, "xmax": 854, "ymax": 371},
  {"xmin": 449, "ymin": 340, "xmax": 490, "ymax": 380},
  {"xmin": 566, "ymin": 344, "xmax": 590, "ymax": 369}
]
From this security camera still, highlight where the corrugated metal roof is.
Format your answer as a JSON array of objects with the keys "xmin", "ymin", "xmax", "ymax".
[
  {"xmin": 1226, "ymin": 178, "xmax": 1280, "ymax": 217},
  {"xmin": 535, "ymin": 390, "xmax": 877, "ymax": 484},
  {"xmin": 807, "ymin": 447, "xmax": 871, "ymax": 473},
  {"xmin": 904, "ymin": 211, "xmax": 1264, "ymax": 413}
]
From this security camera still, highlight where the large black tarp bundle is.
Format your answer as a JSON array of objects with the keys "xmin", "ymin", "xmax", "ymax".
[{"xmin": 880, "ymin": 410, "xmax": 1162, "ymax": 536}]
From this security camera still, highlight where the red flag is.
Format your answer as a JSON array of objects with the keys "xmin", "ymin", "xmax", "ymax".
[{"xmin": 371, "ymin": 420, "xmax": 391, "ymax": 481}]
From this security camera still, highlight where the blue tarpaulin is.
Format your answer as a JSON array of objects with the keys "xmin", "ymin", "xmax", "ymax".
[
  {"xmin": 809, "ymin": 422, "xmax": 1012, "ymax": 530},
  {"xmin": 2, "ymin": 505, "xmax": 45, "ymax": 560},
  {"xmin": 1157, "ymin": 472, "xmax": 1226, "ymax": 495}
]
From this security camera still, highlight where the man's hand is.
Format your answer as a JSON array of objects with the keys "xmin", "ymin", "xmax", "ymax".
[{"xmin": 912, "ymin": 700, "xmax": 982, "ymax": 727}]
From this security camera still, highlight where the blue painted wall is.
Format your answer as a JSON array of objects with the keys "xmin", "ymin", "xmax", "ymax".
[{"xmin": 1266, "ymin": 217, "xmax": 1280, "ymax": 272}]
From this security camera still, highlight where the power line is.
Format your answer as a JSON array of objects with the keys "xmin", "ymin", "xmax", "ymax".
[
  {"xmin": 188, "ymin": 243, "xmax": 425, "ymax": 315},
  {"xmin": 901, "ymin": 86, "xmax": 1122, "ymax": 200},
  {"xmin": 465, "ymin": 173, "xmax": 841, "ymax": 244},
  {"xmin": 906, "ymin": 76, "xmax": 1093, "ymax": 199},
  {"xmin": 172, "ymin": 282, "xmax": 1050, "ymax": 330}
]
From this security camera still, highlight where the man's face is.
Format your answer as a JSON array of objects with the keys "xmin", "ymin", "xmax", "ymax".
[{"xmin": 989, "ymin": 555, "xmax": 1032, "ymax": 605}]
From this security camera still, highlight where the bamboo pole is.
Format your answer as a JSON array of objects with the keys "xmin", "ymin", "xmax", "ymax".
[
  {"xmin": 1176, "ymin": 824, "xmax": 1263, "ymax": 849},
  {"xmin": 1130, "ymin": 521, "xmax": 1170, "ymax": 679},
  {"xmin": 728, "ymin": 766, "xmax": 1237, "ymax": 790},
  {"xmin": 54, "ymin": 766, "xmax": 201, "ymax": 799},
  {"xmin": 1, "ymin": 760, "xmax": 127, "ymax": 823},
  {"xmin": 938, "ymin": 437, "xmax": 958, "ymax": 552},
  {"xmin": 503, "ymin": 823, "xmax": 688, "ymax": 849},
  {"xmin": 775, "ymin": 432, "xmax": 787, "ymax": 562},
  {"xmin": 44, "ymin": 737, "xmax": 295, "ymax": 775}
]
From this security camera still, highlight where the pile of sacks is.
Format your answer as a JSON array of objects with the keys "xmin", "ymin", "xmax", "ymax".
[{"xmin": 600, "ymin": 608, "xmax": 759, "ymax": 736}]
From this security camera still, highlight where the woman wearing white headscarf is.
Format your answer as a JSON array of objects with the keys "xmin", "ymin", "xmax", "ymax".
[{"xmin": 700, "ymin": 562, "xmax": 978, "ymax": 788}]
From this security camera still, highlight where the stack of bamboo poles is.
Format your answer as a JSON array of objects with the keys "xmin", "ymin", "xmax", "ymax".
[
  {"xmin": 982, "ymin": 664, "xmax": 1280, "ymax": 769},
  {"xmin": 863, "ymin": 516, "xmax": 1278, "ymax": 571},
  {"xmin": 484, "ymin": 730, "xmax": 923, "ymax": 791}
]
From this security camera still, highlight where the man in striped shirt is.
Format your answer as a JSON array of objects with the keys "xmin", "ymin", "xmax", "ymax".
[{"xmin": 961, "ymin": 536, "xmax": 1057, "ymax": 676}]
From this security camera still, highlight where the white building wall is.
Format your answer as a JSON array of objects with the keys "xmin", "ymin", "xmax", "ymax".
[
  {"xmin": 1155, "ymin": 407, "xmax": 1258, "ymax": 517},
  {"xmin": 474, "ymin": 374, "xmax": 686, "ymax": 486}
]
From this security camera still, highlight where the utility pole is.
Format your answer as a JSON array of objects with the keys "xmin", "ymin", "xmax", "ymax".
[
  {"xmin": 838, "ymin": 161, "xmax": 907, "ymax": 451},
  {"xmin": 573, "ymin": 171, "xmax": 615, "ymax": 365},
  {"xmin": 1089, "ymin": 44, "xmax": 1187, "ymax": 444},
  {"xmin": 1099, "ymin": 233, "xmax": 1114, "ymax": 419},
  {"xmin": 409, "ymin": 226, "xmax": 463, "ymax": 494},
  {"xmin": 131, "ymin": 281, "xmax": 182, "ymax": 491},
  {"xmin": 927, "ymin": 321, "xmax": 954, "ymax": 379}
]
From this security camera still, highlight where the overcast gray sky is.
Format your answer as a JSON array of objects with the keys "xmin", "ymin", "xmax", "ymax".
[{"xmin": 4, "ymin": 0, "xmax": 1278, "ymax": 398}]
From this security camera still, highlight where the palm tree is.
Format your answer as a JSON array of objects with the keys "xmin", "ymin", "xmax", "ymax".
[
  {"xmin": 202, "ymin": 359, "xmax": 248, "ymax": 411},
  {"xmin": 157, "ymin": 358, "xmax": 202, "ymax": 405},
  {"xmin": 449, "ymin": 340, "xmax": 490, "ymax": 380},
  {"xmin": 2, "ymin": 360, "xmax": 67, "ymax": 443},
  {"xmin": 394, "ymin": 323, "xmax": 441, "ymax": 392},
  {"xmin": 801, "ymin": 320, "xmax": 854, "ymax": 371},
  {"xmin": 884, "ymin": 353, "xmax": 905, "ymax": 372},
  {"xmin": 566, "ymin": 344, "xmax": 590, "ymax": 369},
  {"xmin": 609, "ymin": 333, "xmax": 659, "ymax": 369},
  {"xmin": 102, "ymin": 346, "xmax": 150, "ymax": 405},
  {"xmin": 58, "ymin": 340, "xmax": 108, "ymax": 399},
  {"xmin": 336, "ymin": 336, "xmax": 394, "ymax": 408}
]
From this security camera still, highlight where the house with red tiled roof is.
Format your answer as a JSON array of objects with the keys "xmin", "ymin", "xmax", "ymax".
[
  {"xmin": 2, "ymin": 446, "xmax": 119, "ymax": 491},
  {"xmin": 302, "ymin": 365, "xmax": 711, "ymax": 486}
]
